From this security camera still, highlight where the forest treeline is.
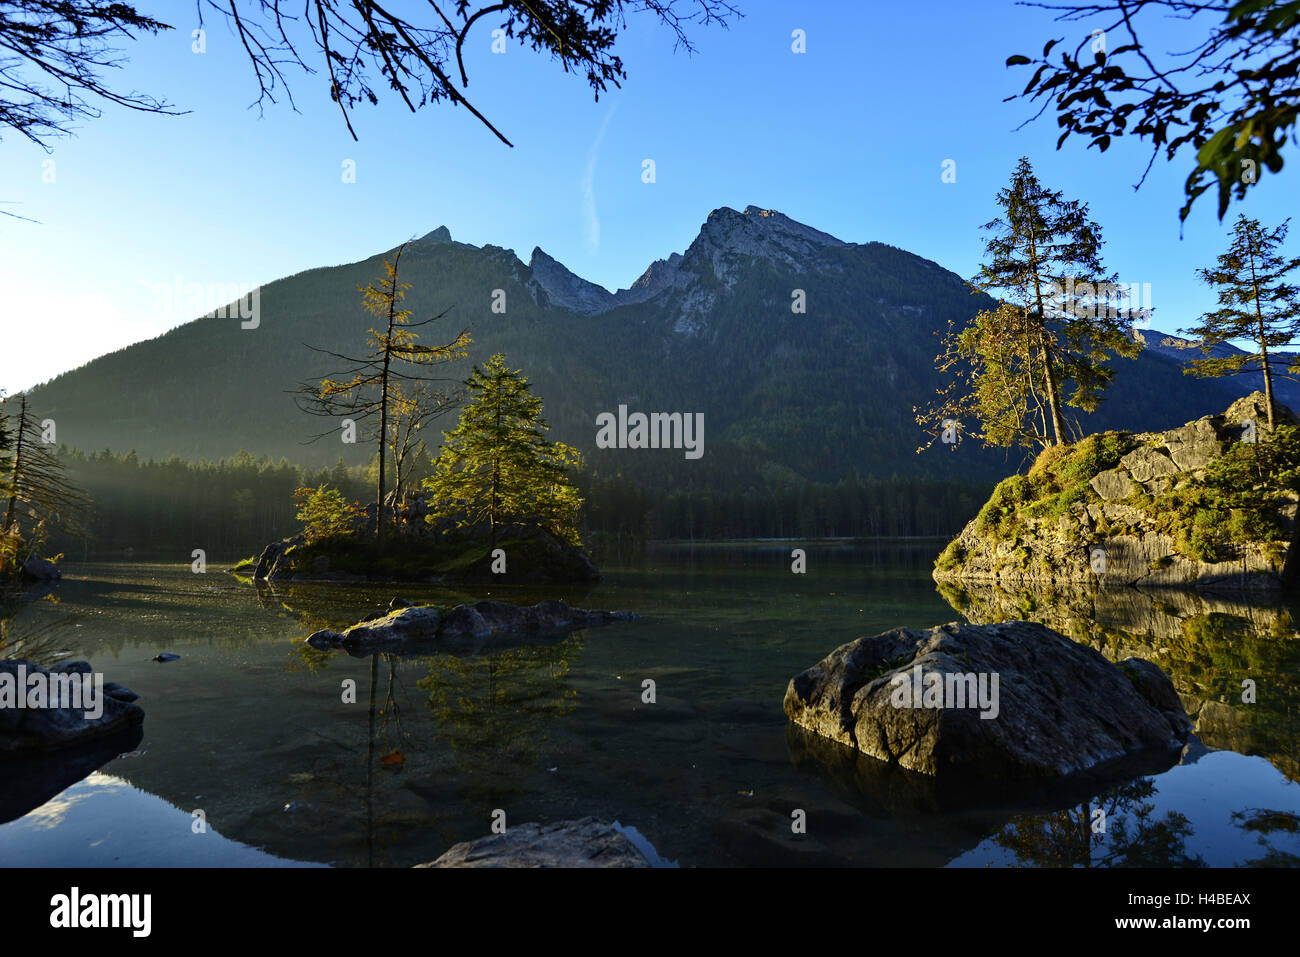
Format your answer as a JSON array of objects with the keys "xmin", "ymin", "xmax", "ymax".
[{"xmin": 43, "ymin": 447, "xmax": 990, "ymax": 560}]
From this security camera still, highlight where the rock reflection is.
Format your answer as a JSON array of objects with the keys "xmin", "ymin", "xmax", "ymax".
[{"xmin": 939, "ymin": 580, "xmax": 1300, "ymax": 781}]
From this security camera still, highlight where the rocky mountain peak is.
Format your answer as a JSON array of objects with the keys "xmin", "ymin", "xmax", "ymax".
[
  {"xmin": 417, "ymin": 226, "xmax": 453, "ymax": 245},
  {"xmin": 527, "ymin": 247, "xmax": 616, "ymax": 316},
  {"xmin": 519, "ymin": 205, "xmax": 855, "ymax": 316},
  {"xmin": 685, "ymin": 205, "xmax": 849, "ymax": 285},
  {"xmin": 613, "ymin": 251, "xmax": 686, "ymax": 307}
]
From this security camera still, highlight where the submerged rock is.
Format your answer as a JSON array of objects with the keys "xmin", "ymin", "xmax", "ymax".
[
  {"xmin": 0, "ymin": 659, "xmax": 144, "ymax": 756},
  {"xmin": 783, "ymin": 620, "xmax": 1191, "ymax": 781},
  {"xmin": 417, "ymin": 818, "xmax": 650, "ymax": 868},
  {"xmin": 306, "ymin": 599, "xmax": 637, "ymax": 652}
]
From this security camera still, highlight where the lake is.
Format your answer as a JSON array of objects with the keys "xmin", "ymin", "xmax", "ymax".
[{"xmin": 2, "ymin": 544, "xmax": 1299, "ymax": 867}]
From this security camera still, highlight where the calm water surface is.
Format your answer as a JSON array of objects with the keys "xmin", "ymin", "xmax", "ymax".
[{"xmin": 2, "ymin": 545, "xmax": 1298, "ymax": 867}]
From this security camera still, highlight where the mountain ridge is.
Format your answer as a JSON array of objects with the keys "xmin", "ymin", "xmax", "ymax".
[{"xmin": 22, "ymin": 205, "xmax": 1262, "ymax": 490}]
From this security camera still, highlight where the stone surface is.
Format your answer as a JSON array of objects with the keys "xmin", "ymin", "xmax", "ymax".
[
  {"xmin": 783, "ymin": 620, "xmax": 1192, "ymax": 780},
  {"xmin": 307, "ymin": 599, "xmax": 638, "ymax": 652},
  {"xmin": 934, "ymin": 392, "xmax": 1298, "ymax": 594},
  {"xmin": 1090, "ymin": 469, "xmax": 1133, "ymax": 501},
  {"xmin": 252, "ymin": 534, "xmax": 304, "ymax": 581},
  {"xmin": 0, "ymin": 659, "xmax": 144, "ymax": 756},
  {"xmin": 417, "ymin": 818, "xmax": 650, "ymax": 868},
  {"xmin": 1120, "ymin": 446, "xmax": 1179, "ymax": 484}
]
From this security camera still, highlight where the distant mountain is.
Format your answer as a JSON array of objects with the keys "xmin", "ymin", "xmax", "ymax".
[
  {"xmin": 1136, "ymin": 329, "xmax": 1300, "ymax": 413},
  {"xmin": 26, "ymin": 206, "xmax": 1254, "ymax": 487}
]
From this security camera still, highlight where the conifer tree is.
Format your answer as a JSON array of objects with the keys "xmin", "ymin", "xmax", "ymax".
[
  {"xmin": 423, "ymin": 354, "xmax": 583, "ymax": 548},
  {"xmin": 1181, "ymin": 215, "xmax": 1300, "ymax": 432},
  {"xmin": 918, "ymin": 157, "xmax": 1139, "ymax": 451},
  {"xmin": 0, "ymin": 393, "xmax": 90, "ymax": 573},
  {"xmin": 296, "ymin": 241, "xmax": 468, "ymax": 548}
]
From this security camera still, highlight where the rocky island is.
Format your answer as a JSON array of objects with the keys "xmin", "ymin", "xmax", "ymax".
[
  {"xmin": 242, "ymin": 522, "xmax": 600, "ymax": 586},
  {"xmin": 933, "ymin": 393, "xmax": 1299, "ymax": 594},
  {"xmin": 306, "ymin": 597, "xmax": 638, "ymax": 653}
]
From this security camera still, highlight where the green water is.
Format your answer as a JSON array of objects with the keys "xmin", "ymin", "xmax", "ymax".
[{"xmin": 2, "ymin": 545, "xmax": 1299, "ymax": 867}]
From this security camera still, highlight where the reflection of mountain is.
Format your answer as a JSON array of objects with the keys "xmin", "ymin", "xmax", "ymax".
[
  {"xmin": 0, "ymin": 726, "xmax": 142, "ymax": 826},
  {"xmin": 939, "ymin": 581, "xmax": 1300, "ymax": 781},
  {"xmin": 0, "ymin": 771, "xmax": 320, "ymax": 866}
]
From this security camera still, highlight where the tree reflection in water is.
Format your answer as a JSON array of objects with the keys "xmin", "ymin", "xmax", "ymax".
[{"xmin": 993, "ymin": 778, "xmax": 1204, "ymax": 867}]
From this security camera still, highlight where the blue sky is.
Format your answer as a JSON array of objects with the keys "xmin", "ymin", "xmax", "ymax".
[{"xmin": 1, "ymin": 0, "xmax": 1294, "ymax": 392}]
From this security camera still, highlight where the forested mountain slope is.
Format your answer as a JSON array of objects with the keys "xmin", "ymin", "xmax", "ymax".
[{"xmin": 28, "ymin": 206, "xmax": 1244, "ymax": 489}]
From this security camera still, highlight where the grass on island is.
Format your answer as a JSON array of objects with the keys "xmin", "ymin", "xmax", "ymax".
[{"xmin": 264, "ymin": 534, "xmax": 568, "ymax": 581}]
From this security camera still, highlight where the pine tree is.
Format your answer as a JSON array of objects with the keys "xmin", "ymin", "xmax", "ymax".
[
  {"xmin": 1181, "ymin": 215, "xmax": 1300, "ymax": 432},
  {"xmin": 423, "ymin": 354, "xmax": 583, "ymax": 548},
  {"xmin": 0, "ymin": 394, "xmax": 91, "ymax": 574},
  {"xmin": 919, "ymin": 157, "xmax": 1140, "ymax": 450}
]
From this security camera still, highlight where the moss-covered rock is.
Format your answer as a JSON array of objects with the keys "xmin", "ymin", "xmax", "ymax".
[
  {"xmin": 934, "ymin": 392, "xmax": 1300, "ymax": 595},
  {"xmin": 246, "ymin": 526, "xmax": 600, "ymax": 585}
]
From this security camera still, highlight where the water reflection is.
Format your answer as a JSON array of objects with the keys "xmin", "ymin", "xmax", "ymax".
[
  {"xmin": 939, "ymin": 580, "xmax": 1300, "ymax": 782},
  {"xmin": 4, "ymin": 559, "xmax": 1300, "ymax": 867},
  {"xmin": 988, "ymin": 778, "xmax": 1204, "ymax": 868}
]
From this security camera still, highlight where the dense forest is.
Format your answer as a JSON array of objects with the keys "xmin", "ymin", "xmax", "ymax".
[{"xmin": 41, "ymin": 446, "xmax": 989, "ymax": 561}]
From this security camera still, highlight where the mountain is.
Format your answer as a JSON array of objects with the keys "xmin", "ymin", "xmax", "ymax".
[
  {"xmin": 1136, "ymin": 329, "xmax": 1300, "ymax": 413},
  {"xmin": 25, "ymin": 206, "xmax": 1254, "ymax": 488}
]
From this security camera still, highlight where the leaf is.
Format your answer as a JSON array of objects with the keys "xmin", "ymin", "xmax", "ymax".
[
  {"xmin": 380, "ymin": 750, "xmax": 405, "ymax": 765},
  {"xmin": 1006, "ymin": 54, "xmax": 1032, "ymax": 66}
]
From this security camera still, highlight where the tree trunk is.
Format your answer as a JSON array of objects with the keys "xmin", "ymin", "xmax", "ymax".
[
  {"xmin": 490, "ymin": 401, "xmax": 501, "ymax": 551},
  {"xmin": 1028, "ymin": 230, "xmax": 1068, "ymax": 446},
  {"xmin": 377, "ymin": 316, "xmax": 395, "ymax": 552},
  {"xmin": 3, "ymin": 396, "xmax": 28, "ymax": 535},
  {"xmin": 1247, "ymin": 232, "xmax": 1276, "ymax": 431},
  {"xmin": 1032, "ymin": 287, "xmax": 1069, "ymax": 446}
]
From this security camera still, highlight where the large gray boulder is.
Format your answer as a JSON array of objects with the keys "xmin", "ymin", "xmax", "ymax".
[
  {"xmin": 417, "ymin": 818, "xmax": 650, "ymax": 868},
  {"xmin": 0, "ymin": 659, "xmax": 144, "ymax": 756},
  {"xmin": 307, "ymin": 599, "xmax": 637, "ymax": 652},
  {"xmin": 783, "ymin": 621, "xmax": 1191, "ymax": 780}
]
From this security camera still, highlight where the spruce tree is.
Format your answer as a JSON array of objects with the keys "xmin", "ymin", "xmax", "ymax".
[
  {"xmin": 919, "ymin": 157, "xmax": 1140, "ymax": 451},
  {"xmin": 423, "ymin": 354, "xmax": 583, "ymax": 548},
  {"xmin": 1181, "ymin": 215, "xmax": 1300, "ymax": 431}
]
